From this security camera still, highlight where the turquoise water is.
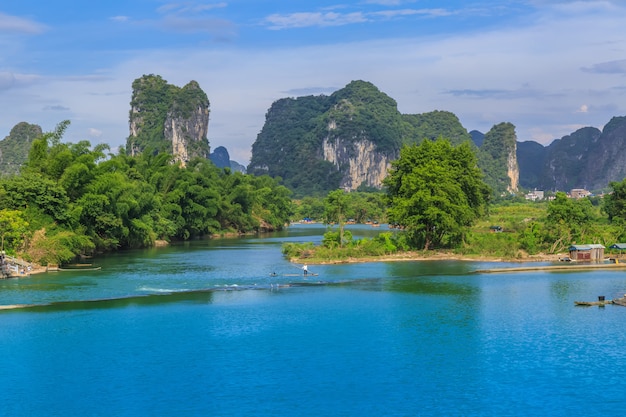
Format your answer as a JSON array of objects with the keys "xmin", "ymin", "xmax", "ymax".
[{"xmin": 2, "ymin": 224, "xmax": 626, "ymax": 416}]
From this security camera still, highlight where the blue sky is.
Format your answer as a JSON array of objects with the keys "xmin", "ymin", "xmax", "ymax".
[{"xmin": 2, "ymin": 1, "xmax": 626, "ymax": 164}]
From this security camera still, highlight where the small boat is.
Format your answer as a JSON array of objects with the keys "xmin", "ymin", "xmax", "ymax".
[
  {"xmin": 574, "ymin": 300, "xmax": 609, "ymax": 306},
  {"xmin": 575, "ymin": 296, "xmax": 612, "ymax": 306},
  {"xmin": 58, "ymin": 263, "xmax": 102, "ymax": 271},
  {"xmin": 270, "ymin": 273, "xmax": 319, "ymax": 277}
]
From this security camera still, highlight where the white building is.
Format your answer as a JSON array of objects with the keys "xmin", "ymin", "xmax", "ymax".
[{"xmin": 525, "ymin": 190, "xmax": 544, "ymax": 201}]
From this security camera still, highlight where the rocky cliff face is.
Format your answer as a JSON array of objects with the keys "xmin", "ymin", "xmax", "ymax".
[
  {"xmin": 249, "ymin": 80, "xmax": 626, "ymax": 196},
  {"xmin": 164, "ymin": 103, "xmax": 210, "ymax": 165},
  {"xmin": 248, "ymin": 81, "xmax": 403, "ymax": 196},
  {"xmin": 127, "ymin": 75, "xmax": 210, "ymax": 165},
  {"xmin": 506, "ymin": 142, "xmax": 519, "ymax": 193},
  {"xmin": 579, "ymin": 117, "xmax": 626, "ymax": 190},
  {"xmin": 322, "ymin": 135, "xmax": 392, "ymax": 190},
  {"xmin": 319, "ymin": 84, "xmax": 401, "ymax": 190}
]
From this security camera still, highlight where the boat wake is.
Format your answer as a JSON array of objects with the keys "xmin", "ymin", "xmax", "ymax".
[
  {"xmin": 137, "ymin": 286, "xmax": 191, "ymax": 293},
  {"xmin": 0, "ymin": 280, "xmax": 335, "ymax": 312}
]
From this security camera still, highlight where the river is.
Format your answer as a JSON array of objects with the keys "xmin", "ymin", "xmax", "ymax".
[{"xmin": 1, "ymin": 224, "xmax": 626, "ymax": 416}]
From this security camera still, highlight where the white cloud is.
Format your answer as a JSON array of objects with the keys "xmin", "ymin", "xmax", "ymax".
[
  {"xmin": 157, "ymin": 2, "xmax": 228, "ymax": 14},
  {"xmin": 264, "ymin": 11, "xmax": 368, "ymax": 29},
  {"xmin": 3, "ymin": 1, "xmax": 626, "ymax": 164},
  {"xmin": 88, "ymin": 128, "xmax": 103, "ymax": 137},
  {"xmin": 263, "ymin": 6, "xmax": 454, "ymax": 30},
  {"xmin": 372, "ymin": 8, "xmax": 452, "ymax": 19},
  {"xmin": 0, "ymin": 12, "xmax": 46, "ymax": 34}
]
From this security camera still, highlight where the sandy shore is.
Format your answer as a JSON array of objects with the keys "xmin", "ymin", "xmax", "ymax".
[{"xmin": 292, "ymin": 251, "xmax": 565, "ymax": 265}]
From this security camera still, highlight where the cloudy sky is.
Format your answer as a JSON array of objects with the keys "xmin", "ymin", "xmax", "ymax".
[{"xmin": 2, "ymin": 0, "xmax": 626, "ymax": 164}]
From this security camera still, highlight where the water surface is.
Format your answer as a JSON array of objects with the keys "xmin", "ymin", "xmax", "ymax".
[{"xmin": 1, "ymin": 224, "xmax": 626, "ymax": 416}]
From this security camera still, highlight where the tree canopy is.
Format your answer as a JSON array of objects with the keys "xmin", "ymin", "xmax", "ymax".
[
  {"xmin": 0, "ymin": 121, "xmax": 293, "ymax": 265},
  {"xmin": 604, "ymin": 178, "xmax": 626, "ymax": 224},
  {"xmin": 384, "ymin": 139, "xmax": 490, "ymax": 250}
]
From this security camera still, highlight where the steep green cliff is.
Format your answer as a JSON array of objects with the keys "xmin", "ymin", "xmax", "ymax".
[
  {"xmin": 127, "ymin": 75, "xmax": 210, "ymax": 164},
  {"xmin": 248, "ymin": 94, "xmax": 337, "ymax": 196},
  {"xmin": 478, "ymin": 122, "xmax": 519, "ymax": 195},
  {"xmin": 0, "ymin": 122, "xmax": 43, "ymax": 175},
  {"xmin": 249, "ymin": 80, "xmax": 471, "ymax": 196}
]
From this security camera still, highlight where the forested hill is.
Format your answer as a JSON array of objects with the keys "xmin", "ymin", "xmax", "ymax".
[
  {"xmin": 248, "ymin": 80, "xmax": 471, "ymax": 197},
  {"xmin": 249, "ymin": 79, "xmax": 626, "ymax": 196}
]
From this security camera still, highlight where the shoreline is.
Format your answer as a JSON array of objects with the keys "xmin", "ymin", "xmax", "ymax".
[{"xmin": 290, "ymin": 251, "xmax": 566, "ymax": 265}]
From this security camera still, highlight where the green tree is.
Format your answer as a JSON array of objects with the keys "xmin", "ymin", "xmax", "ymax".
[
  {"xmin": 349, "ymin": 192, "xmax": 386, "ymax": 223},
  {"xmin": 294, "ymin": 196, "xmax": 326, "ymax": 221},
  {"xmin": 604, "ymin": 179, "xmax": 626, "ymax": 224},
  {"xmin": 0, "ymin": 209, "xmax": 29, "ymax": 253},
  {"xmin": 384, "ymin": 139, "xmax": 490, "ymax": 250},
  {"xmin": 545, "ymin": 191, "xmax": 596, "ymax": 250},
  {"xmin": 251, "ymin": 175, "xmax": 293, "ymax": 230},
  {"xmin": 324, "ymin": 189, "xmax": 350, "ymax": 247}
]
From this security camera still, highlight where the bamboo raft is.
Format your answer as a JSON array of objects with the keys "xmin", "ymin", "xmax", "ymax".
[
  {"xmin": 575, "ymin": 296, "xmax": 626, "ymax": 307},
  {"xmin": 57, "ymin": 263, "xmax": 101, "ymax": 272}
]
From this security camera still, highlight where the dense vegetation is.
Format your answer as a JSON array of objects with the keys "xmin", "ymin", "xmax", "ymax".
[
  {"xmin": 248, "ymin": 78, "xmax": 626, "ymax": 197},
  {"xmin": 283, "ymin": 138, "xmax": 626, "ymax": 263},
  {"xmin": 402, "ymin": 110, "xmax": 472, "ymax": 146},
  {"xmin": 248, "ymin": 94, "xmax": 340, "ymax": 196},
  {"xmin": 326, "ymin": 80, "xmax": 405, "ymax": 154},
  {"xmin": 293, "ymin": 191, "xmax": 387, "ymax": 224},
  {"xmin": 385, "ymin": 139, "xmax": 491, "ymax": 250},
  {"xmin": 284, "ymin": 192, "xmax": 626, "ymax": 263},
  {"xmin": 0, "ymin": 122, "xmax": 292, "ymax": 265},
  {"xmin": 284, "ymin": 139, "xmax": 491, "ymax": 260},
  {"xmin": 248, "ymin": 80, "xmax": 473, "ymax": 197}
]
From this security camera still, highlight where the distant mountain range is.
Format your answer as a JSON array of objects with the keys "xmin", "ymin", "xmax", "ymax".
[
  {"xmin": 3, "ymin": 77, "xmax": 626, "ymax": 197},
  {"xmin": 209, "ymin": 146, "xmax": 246, "ymax": 173},
  {"xmin": 248, "ymin": 80, "xmax": 626, "ymax": 196},
  {"xmin": 516, "ymin": 118, "xmax": 626, "ymax": 191}
]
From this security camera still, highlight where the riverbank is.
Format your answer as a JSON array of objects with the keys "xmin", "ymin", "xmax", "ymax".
[
  {"xmin": 477, "ymin": 262, "xmax": 626, "ymax": 274},
  {"xmin": 290, "ymin": 251, "xmax": 565, "ymax": 265}
]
